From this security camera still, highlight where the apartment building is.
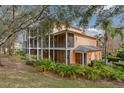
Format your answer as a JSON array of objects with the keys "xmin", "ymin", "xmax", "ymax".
[{"xmin": 22, "ymin": 25, "xmax": 102, "ymax": 64}]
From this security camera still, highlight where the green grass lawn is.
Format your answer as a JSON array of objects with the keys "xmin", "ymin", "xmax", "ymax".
[
  {"xmin": 0, "ymin": 70, "xmax": 124, "ymax": 88},
  {"xmin": 0, "ymin": 54, "xmax": 124, "ymax": 88}
]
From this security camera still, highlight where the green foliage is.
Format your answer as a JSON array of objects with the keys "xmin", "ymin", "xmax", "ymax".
[
  {"xmin": 55, "ymin": 64, "xmax": 80, "ymax": 79},
  {"xmin": 110, "ymin": 70, "xmax": 124, "ymax": 80},
  {"xmin": 117, "ymin": 48, "xmax": 124, "ymax": 59},
  {"xmin": 34, "ymin": 59, "xmax": 80, "ymax": 79},
  {"xmin": 90, "ymin": 60, "xmax": 111, "ymax": 79},
  {"xmin": 89, "ymin": 60, "xmax": 124, "ymax": 80},
  {"xmin": 33, "ymin": 59, "xmax": 124, "ymax": 81},
  {"xmin": 34, "ymin": 59, "xmax": 55, "ymax": 72},
  {"xmin": 108, "ymin": 56, "xmax": 121, "ymax": 62},
  {"xmin": 26, "ymin": 60, "xmax": 35, "ymax": 66},
  {"xmin": 90, "ymin": 60, "xmax": 105, "ymax": 67},
  {"xmin": 16, "ymin": 50, "xmax": 28, "ymax": 60},
  {"xmin": 100, "ymin": 65, "xmax": 114, "ymax": 78},
  {"xmin": 79, "ymin": 65, "xmax": 100, "ymax": 80},
  {"xmin": 113, "ymin": 62, "xmax": 124, "ymax": 70}
]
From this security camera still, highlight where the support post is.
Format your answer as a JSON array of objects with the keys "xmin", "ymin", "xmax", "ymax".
[
  {"xmin": 65, "ymin": 32, "xmax": 68, "ymax": 64},
  {"xmin": 37, "ymin": 29, "xmax": 39, "ymax": 60},
  {"xmin": 48, "ymin": 33, "xmax": 51, "ymax": 59},
  {"xmin": 53, "ymin": 35, "xmax": 55, "ymax": 60},
  {"xmin": 41, "ymin": 38, "xmax": 43, "ymax": 59},
  {"xmin": 28, "ymin": 28, "xmax": 31, "ymax": 59},
  {"xmin": 33, "ymin": 39, "xmax": 34, "ymax": 48},
  {"xmin": 82, "ymin": 52, "xmax": 84, "ymax": 65}
]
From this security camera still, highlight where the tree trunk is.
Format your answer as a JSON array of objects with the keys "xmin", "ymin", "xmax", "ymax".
[{"xmin": 8, "ymin": 5, "xmax": 15, "ymax": 56}]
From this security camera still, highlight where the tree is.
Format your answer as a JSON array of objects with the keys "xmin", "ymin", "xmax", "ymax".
[
  {"xmin": 0, "ymin": 5, "xmax": 84, "ymax": 47},
  {"xmin": 1, "ymin": 5, "xmax": 124, "ymax": 64},
  {"xmin": 78, "ymin": 5, "xmax": 124, "ymax": 63}
]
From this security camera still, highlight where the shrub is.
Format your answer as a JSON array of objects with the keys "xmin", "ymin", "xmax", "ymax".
[
  {"xmin": 80, "ymin": 66, "xmax": 100, "ymax": 80},
  {"xmin": 34, "ymin": 59, "xmax": 55, "ymax": 72},
  {"xmin": 54, "ymin": 64, "xmax": 80, "ymax": 78},
  {"xmin": 16, "ymin": 50, "xmax": 28, "ymax": 60},
  {"xmin": 90, "ymin": 60, "xmax": 105, "ymax": 68},
  {"xmin": 99, "ymin": 65, "xmax": 113, "ymax": 79},
  {"xmin": 90, "ymin": 60, "xmax": 124, "ymax": 80},
  {"xmin": 113, "ymin": 62, "xmax": 124, "ymax": 70},
  {"xmin": 26, "ymin": 60, "xmax": 34, "ymax": 66},
  {"xmin": 117, "ymin": 48, "xmax": 124, "ymax": 59},
  {"xmin": 110, "ymin": 70, "xmax": 124, "ymax": 80},
  {"xmin": 98, "ymin": 64, "xmax": 124, "ymax": 80},
  {"xmin": 32, "ymin": 59, "xmax": 124, "ymax": 81}
]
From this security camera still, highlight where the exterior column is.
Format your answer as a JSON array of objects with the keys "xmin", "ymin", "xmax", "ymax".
[
  {"xmin": 53, "ymin": 35, "xmax": 55, "ymax": 60},
  {"xmin": 48, "ymin": 33, "xmax": 51, "ymax": 59},
  {"xmin": 41, "ymin": 38, "xmax": 43, "ymax": 59},
  {"xmin": 82, "ymin": 52, "xmax": 84, "ymax": 65},
  {"xmin": 37, "ymin": 29, "xmax": 39, "ymax": 60},
  {"xmin": 65, "ymin": 31, "xmax": 68, "ymax": 64},
  {"xmin": 28, "ymin": 28, "xmax": 31, "ymax": 59},
  {"xmin": 33, "ymin": 39, "xmax": 34, "ymax": 48}
]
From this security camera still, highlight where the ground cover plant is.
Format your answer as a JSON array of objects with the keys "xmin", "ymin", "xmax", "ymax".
[
  {"xmin": 27, "ymin": 59, "xmax": 124, "ymax": 81},
  {"xmin": 16, "ymin": 50, "xmax": 28, "ymax": 60}
]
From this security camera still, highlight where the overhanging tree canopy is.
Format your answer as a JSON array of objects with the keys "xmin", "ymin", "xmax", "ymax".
[{"xmin": 0, "ymin": 5, "xmax": 124, "ymax": 48}]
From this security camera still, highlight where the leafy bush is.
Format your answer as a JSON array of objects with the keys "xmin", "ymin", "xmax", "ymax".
[
  {"xmin": 99, "ymin": 65, "xmax": 114, "ymax": 78},
  {"xmin": 16, "ymin": 50, "xmax": 28, "ymax": 60},
  {"xmin": 117, "ymin": 53, "xmax": 124, "ymax": 59},
  {"xmin": 32, "ymin": 59, "xmax": 124, "ymax": 81},
  {"xmin": 90, "ymin": 60, "xmax": 105, "ymax": 68},
  {"xmin": 115, "ymin": 48, "xmax": 124, "ymax": 61},
  {"xmin": 89, "ymin": 60, "xmax": 124, "ymax": 80},
  {"xmin": 34, "ymin": 59, "xmax": 55, "ymax": 72},
  {"xmin": 55, "ymin": 64, "xmax": 80, "ymax": 78},
  {"xmin": 113, "ymin": 62, "xmax": 124, "ymax": 70},
  {"xmin": 26, "ymin": 60, "xmax": 34, "ymax": 66},
  {"xmin": 108, "ymin": 56, "xmax": 121, "ymax": 62},
  {"xmin": 110, "ymin": 70, "xmax": 124, "ymax": 80},
  {"xmin": 79, "ymin": 65, "xmax": 100, "ymax": 80}
]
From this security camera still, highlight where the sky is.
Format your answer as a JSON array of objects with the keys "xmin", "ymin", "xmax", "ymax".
[
  {"xmin": 72, "ymin": 14, "xmax": 102, "ymax": 36},
  {"xmin": 80, "ymin": 5, "xmax": 114, "ymax": 35},
  {"xmin": 86, "ymin": 14, "xmax": 101, "ymax": 35}
]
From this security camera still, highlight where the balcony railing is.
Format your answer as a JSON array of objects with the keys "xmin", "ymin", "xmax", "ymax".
[{"xmin": 25, "ymin": 33, "xmax": 74, "ymax": 48}]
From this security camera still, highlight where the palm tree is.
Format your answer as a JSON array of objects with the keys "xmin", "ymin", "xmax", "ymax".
[
  {"xmin": 78, "ymin": 5, "xmax": 124, "ymax": 63},
  {"xmin": 96, "ymin": 19, "xmax": 123, "ymax": 63}
]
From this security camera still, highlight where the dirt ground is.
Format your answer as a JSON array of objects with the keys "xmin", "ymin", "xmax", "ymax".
[{"xmin": 0, "ymin": 54, "xmax": 33, "ymax": 73}]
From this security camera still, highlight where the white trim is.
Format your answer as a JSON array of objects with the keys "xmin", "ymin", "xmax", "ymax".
[
  {"xmin": 37, "ymin": 31, "xmax": 39, "ymax": 60},
  {"xmin": 48, "ymin": 33, "xmax": 51, "ymax": 59},
  {"xmin": 33, "ymin": 39, "xmax": 34, "ymax": 48},
  {"xmin": 53, "ymin": 35, "xmax": 55, "ymax": 60},
  {"xmin": 82, "ymin": 52, "xmax": 84, "ymax": 65},
  {"xmin": 65, "ymin": 31, "xmax": 68, "ymax": 64},
  {"xmin": 41, "ymin": 38, "xmax": 43, "ymax": 59},
  {"xmin": 23, "ymin": 47, "xmax": 74, "ymax": 50},
  {"xmin": 28, "ymin": 28, "xmax": 31, "ymax": 59}
]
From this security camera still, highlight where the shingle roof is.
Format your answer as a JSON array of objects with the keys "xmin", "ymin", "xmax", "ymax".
[{"xmin": 75, "ymin": 45, "xmax": 101, "ymax": 52}]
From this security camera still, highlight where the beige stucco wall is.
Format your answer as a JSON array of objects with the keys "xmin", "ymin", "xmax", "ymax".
[
  {"xmin": 69, "ymin": 50, "xmax": 102, "ymax": 64},
  {"xmin": 86, "ymin": 51, "xmax": 102, "ymax": 64},
  {"xmin": 74, "ymin": 34, "xmax": 97, "ymax": 48},
  {"xmin": 52, "ymin": 24, "xmax": 82, "ymax": 34},
  {"xmin": 70, "ymin": 33, "xmax": 101, "ymax": 64},
  {"xmin": 70, "ymin": 50, "xmax": 76, "ymax": 64}
]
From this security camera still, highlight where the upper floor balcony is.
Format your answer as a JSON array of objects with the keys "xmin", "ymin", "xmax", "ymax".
[
  {"xmin": 43, "ymin": 32, "xmax": 74, "ymax": 48},
  {"xmin": 24, "ymin": 32, "xmax": 74, "ymax": 49}
]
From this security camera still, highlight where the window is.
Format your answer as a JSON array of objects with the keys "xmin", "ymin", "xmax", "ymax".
[{"xmin": 68, "ymin": 33, "xmax": 74, "ymax": 47}]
